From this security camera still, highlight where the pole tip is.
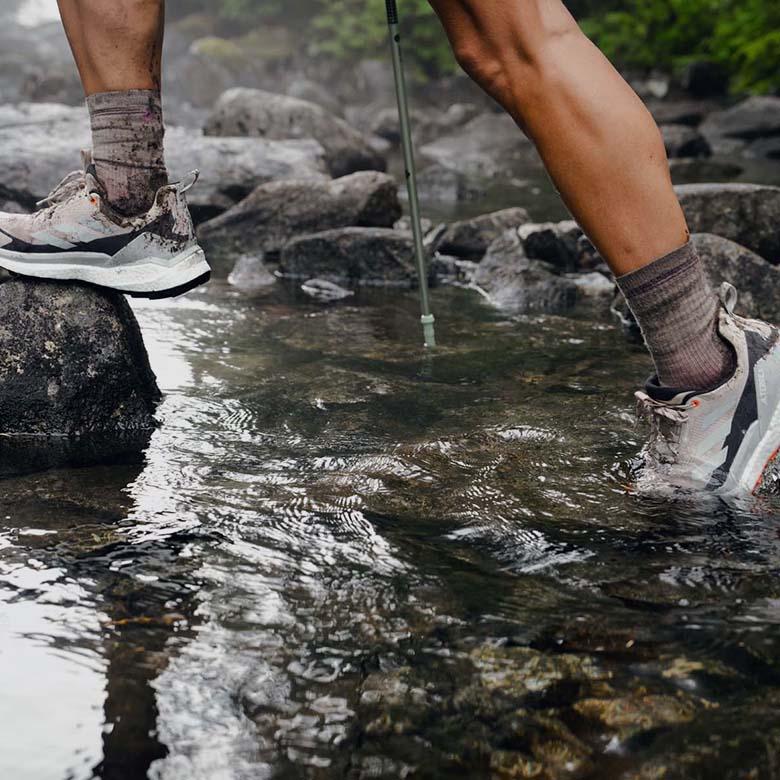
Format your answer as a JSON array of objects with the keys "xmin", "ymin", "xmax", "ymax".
[{"xmin": 421, "ymin": 314, "xmax": 436, "ymax": 349}]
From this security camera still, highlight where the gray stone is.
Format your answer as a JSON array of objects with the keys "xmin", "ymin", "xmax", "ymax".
[
  {"xmin": 472, "ymin": 230, "xmax": 578, "ymax": 314},
  {"xmin": 416, "ymin": 164, "xmax": 485, "ymax": 204},
  {"xmin": 300, "ymin": 278, "xmax": 354, "ymax": 302},
  {"xmin": 518, "ymin": 220, "xmax": 582, "ymax": 273},
  {"xmin": 661, "ymin": 124, "xmax": 711, "ymax": 158},
  {"xmin": 569, "ymin": 271, "xmax": 615, "ymax": 300},
  {"xmin": 745, "ymin": 136, "xmax": 780, "ymax": 161},
  {"xmin": 435, "ymin": 207, "xmax": 531, "ymax": 259},
  {"xmin": 420, "ymin": 111, "xmax": 538, "ymax": 178},
  {"xmin": 227, "ymin": 254, "xmax": 277, "ymax": 293},
  {"xmin": 0, "ymin": 102, "xmax": 329, "ymax": 222},
  {"xmin": 701, "ymin": 96, "xmax": 780, "ymax": 141},
  {"xmin": 675, "ymin": 183, "xmax": 780, "ymax": 263},
  {"xmin": 0, "ymin": 279, "xmax": 160, "ymax": 436},
  {"xmin": 280, "ymin": 227, "xmax": 418, "ymax": 286},
  {"xmin": 198, "ymin": 171, "xmax": 401, "ymax": 274},
  {"xmin": 286, "ymin": 78, "xmax": 343, "ymax": 117},
  {"xmin": 692, "ymin": 233, "xmax": 780, "ymax": 323},
  {"xmin": 204, "ymin": 87, "xmax": 386, "ymax": 177},
  {"xmin": 648, "ymin": 99, "xmax": 719, "ymax": 127}
]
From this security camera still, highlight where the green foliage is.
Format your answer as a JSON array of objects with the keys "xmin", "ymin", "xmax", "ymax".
[
  {"xmin": 309, "ymin": 0, "xmax": 454, "ymax": 78},
  {"xmin": 175, "ymin": 0, "xmax": 779, "ymax": 93},
  {"xmin": 171, "ymin": 0, "xmax": 454, "ymax": 77},
  {"xmin": 581, "ymin": 0, "xmax": 780, "ymax": 94}
]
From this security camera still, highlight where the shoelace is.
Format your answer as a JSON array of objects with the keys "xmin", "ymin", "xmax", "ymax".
[
  {"xmin": 35, "ymin": 170, "xmax": 85, "ymax": 210},
  {"xmin": 635, "ymin": 391, "xmax": 692, "ymax": 464}
]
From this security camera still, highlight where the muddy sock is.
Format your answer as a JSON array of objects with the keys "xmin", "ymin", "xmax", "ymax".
[
  {"xmin": 617, "ymin": 241, "xmax": 736, "ymax": 391},
  {"xmin": 86, "ymin": 89, "xmax": 168, "ymax": 217}
]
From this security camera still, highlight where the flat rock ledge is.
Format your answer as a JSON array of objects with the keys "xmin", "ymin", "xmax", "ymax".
[{"xmin": 0, "ymin": 279, "xmax": 160, "ymax": 439}]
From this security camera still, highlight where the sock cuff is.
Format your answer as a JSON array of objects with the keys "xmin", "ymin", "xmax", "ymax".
[
  {"xmin": 616, "ymin": 240, "xmax": 700, "ymax": 298},
  {"xmin": 86, "ymin": 89, "xmax": 163, "ymax": 114}
]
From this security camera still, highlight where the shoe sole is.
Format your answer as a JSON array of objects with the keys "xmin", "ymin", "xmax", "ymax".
[{"xmin": 0, "ymin": 245, "xmax": 211, "ymax": 300}]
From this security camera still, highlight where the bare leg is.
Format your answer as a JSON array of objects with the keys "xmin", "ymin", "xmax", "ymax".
[
  {"xmin": 56, "ymin": 0, "xmax": 164, "ymax": 95},
  {"xmin": 428, "ymin": 0, "xmax": 688, "ymax": 276},
  {"xmin": 56, "ymin": 0, "xmax": 167, "ymax": 215}
]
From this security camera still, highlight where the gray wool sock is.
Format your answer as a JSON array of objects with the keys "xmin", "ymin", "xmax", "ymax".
[
  {"xmin": 86, "ymin": 89, "xmax": 168, "ymax": 217},
  {"xmin": 617, "ymin": 241, "xmax": 736, "ymax": 391}
]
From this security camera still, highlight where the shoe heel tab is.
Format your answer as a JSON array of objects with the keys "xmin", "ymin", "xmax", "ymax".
[
  {"xmin": 719, "ymin": 282, "xmax": 738, "ymax": 315},
  {"xmin": 175, "ymin": 170, "xmax": 200, "ymax": 195}
]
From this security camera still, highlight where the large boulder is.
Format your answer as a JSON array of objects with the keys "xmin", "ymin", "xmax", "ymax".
[
  {"xmin": 647, "ymin": 99, "xmax": 719, "ymax": 127},
  {"xmin": 203, "ymin": 87, "xmax": 386, "ymax": 177},
  {"xmin": 435, "ymin": 207, "xmax": 531, "ymax": 259},
  {"xmin": 660, "ymin": 124, "xmax": 711, "ymax": 158},
  {"xmin": 701, "ymin": 96, "xmax": 780, "ymax": 141},
  {"xmin": 0, "ymin": 279, "xmax": 160, "ymax": 437},
  {"xmin": 279, "ymin": 228, "xmax": 418, "ymax": 286},
  {"xmin": 693, "ymin": 233, "xmax": 780, "ymax": 324},
  {"xmin": 472, "ymin": 230, "xmax": 578, "ymax": 314},
  {"xmin": 518, "ymin": 220, "xmax": 582, "ymax": 273},
  {"xmin": 675, "ymin": 183, "xmax": 780, "ymax": 264},
  {"xmin": 419, "ymin": 111, "xmax": 538, "ymax": 177},
  {"xmin": 0, "ymin": 102, "xmax": 329, "ymax": 221},
  {"xmin": 198, "ymin": 171, "xmax": 401, "ymax": 274}
]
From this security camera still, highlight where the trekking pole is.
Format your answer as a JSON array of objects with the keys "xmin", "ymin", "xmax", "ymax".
[{"xmin": 385, "ymin": 0, "xmax": 437, "ymax": 348}]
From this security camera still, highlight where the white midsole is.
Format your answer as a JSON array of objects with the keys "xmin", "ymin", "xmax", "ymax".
[{"xmin": 0, "ymin": 245, "xmax": 209, "ymax": 293}]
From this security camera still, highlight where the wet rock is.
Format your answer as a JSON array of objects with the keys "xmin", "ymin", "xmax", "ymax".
[
  {"xmin": 519, "ymin": 220, "xmax": 582, "ymax": 273},
  {"xmin": 570, "ymin": 271, "xmax": 615, "ymax": 301},
  {"xmin": 430, "ymin": 254, "xmax": 479, "ymax": 284},
  {"xmin": 393, "ymin": 215, "xmax": 434, "ymax": 238},
  {"xmin": 692, "ymin": 233, "xmax": 780, "ymax": 323},
  {"xmin": 701, "ymin": 96, "xmax": 780, "ymax": 141},
  {"xmin": 0, "ymin": 279, "xmax": 160, "ymax": 437},
  {"xmin": 648, "ymin": 99, "xmax": 719, "ymax": 127},
  {"xmin": 420, "ymin": 111, "xmax": 538, "ymax": 178},
  {"xmin": 661, "ymin": 124, "xmax": 711, "ymax": 158},
  {"xmin": 300, "ymin": 278, "xmax": 354, "ymax": 302},
  {"xmin": 675, "ymin": 183, "xmax": 780, "ymax": 263},
  {"xmin": 0, "ymin": 102, "xmax": 328, "ymax": 222},
  {"xmin": 574, "ymin": 695, "xmax": 695, "ymax": 739},
  {"xmin": 435, "ymin": 207, "xmax": 531, "ymax": 259},
  {"xmin": 227, "ymin": 254, "xmax": 277, "ymax": 293},
  {"xmin": 472, "ymin": 230, "xmax": 578, "ymax": 314},
  {"xmin": 198, "ymin": 171, "xmax": 401, "ymax": 274},
  {"xmin": 280, "ymin": 227, "xmax": 418, "ymax": 286},
  {"xmin": 204, "ymin": 87, "xmax": 386, "ymax": 177},
  {"xmin": 745, "ymin": 136, "xmax": 780, "ymax": 161},
  {"xmin": 680, "ymin": 60, "xmax": 730, "ymax": 98},
  {"xmin": 416, "ymin": 163, "xmax": 485, "ymax": 203}
]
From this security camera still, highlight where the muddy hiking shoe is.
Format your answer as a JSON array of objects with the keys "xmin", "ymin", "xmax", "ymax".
[
  {"xmin": 0, "ymin": 157, "xmax": 209, "ymax": 299},
  {"xmin": 634, "ymin": 283, "xmax": 780, "ymax": 496}
]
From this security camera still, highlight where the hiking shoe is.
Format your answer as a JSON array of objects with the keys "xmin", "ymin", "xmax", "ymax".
[
  {"xmin": 0, "ymin": 164, "xmax": 209, "ymax": 299},
  {"xmin": 633, "ymin": 283, "xmax": 780, "ymax": 496}
]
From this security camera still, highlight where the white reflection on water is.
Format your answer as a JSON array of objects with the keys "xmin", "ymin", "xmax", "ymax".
[{"xmin": 0, "ymin": 565, "xmax": 106, "ymax": 780}]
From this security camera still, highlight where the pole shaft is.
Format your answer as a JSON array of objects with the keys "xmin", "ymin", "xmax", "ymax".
[{"xmin": 386, "ymin": 9, "xmax": 436, "ymax": 347}]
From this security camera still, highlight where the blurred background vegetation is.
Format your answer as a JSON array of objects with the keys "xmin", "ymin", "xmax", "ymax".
[{"xmin": 170, "ymin": 0, "xmax": 779, "ymax": 94}]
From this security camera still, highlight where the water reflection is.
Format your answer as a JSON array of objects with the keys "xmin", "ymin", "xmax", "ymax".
[{"xmin": 3, "ymin": 282, "xmax": 780, "ymax": 778}]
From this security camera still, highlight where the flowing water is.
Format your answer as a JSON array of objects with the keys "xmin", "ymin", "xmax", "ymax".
[{"xmin": 3, "ymin": 272, "xmax": 780, "ymax": 780}]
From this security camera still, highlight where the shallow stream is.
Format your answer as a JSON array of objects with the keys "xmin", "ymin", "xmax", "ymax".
[{"xmin": 3, "ymin": 271, "xmax": 780, "ymax": 779}]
